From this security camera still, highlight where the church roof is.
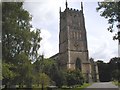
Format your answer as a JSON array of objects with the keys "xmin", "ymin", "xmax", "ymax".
[{"xmin": 49, "ymin": 53, "xmax": 59, "ymax": 59}]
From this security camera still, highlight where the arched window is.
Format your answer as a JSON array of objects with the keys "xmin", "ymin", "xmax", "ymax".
[{"xmin": 75, "ymin": 58, "xmax": 82, "ymax": 70}]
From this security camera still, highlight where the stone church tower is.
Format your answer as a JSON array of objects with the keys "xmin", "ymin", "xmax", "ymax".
[
  {"xmin": 59, "ymin": 2, "xmax": 92, "ymax": 81},
  {"xmin": 50, "ymin": 2, "xmax": 99, "ymax": 82}
]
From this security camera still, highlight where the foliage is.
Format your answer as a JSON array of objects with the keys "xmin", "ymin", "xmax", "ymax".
[
  {"xmin": 0, "ymin": 60, "xmax": 2, "ymax": 80},
  {"xmin": 2, "ymin": 61, "xmax": 17, "ymax": 87},
  {"xmin": 33, "ymin": 72, "xmax": 52, "ymax": 88},
  {"xmin": 39, "ymin": 73, "xmax": 51, "ymax": 87},
  {"xmin": 66, "ymin": 70, "xmax": 84, "ymax": 87},
  {"xmin": 111, "ymin": 70, "xmax": 120, "ymax": 81},
  {"xmin": 43, "ymin": 59, "xmax": 56, "ymax": 75},
  {"xmin": 14, "ymin": 53, "xmax": 33, "ymax": 87},
  {"xmin": 33, "ymin": 58, "xmax": 65, "ymax": 88},
  {"xmin": 113, "ymin": 80, "xmax": 120, "ymax": 86},
  {"xmin": 2, "ymin": 2, "xmax": 41, "ymax": 88},
  {"xmin": 33, "ymin": 58, "xmax": 84, "ymax": 88},
  {"xmin": 109, "ymin": 57, "xmax": 120, "ymax": 82},
  {"xmin": 33, "ymin": 58, "xmax": 54, "ymax": 87},
  {"xmin": 51, "ymin": 67, "xmax": 65, "ymax": 88},
  {"xmin": 96, "ymin": 2, "xmax": 120, "ymax": 40},
  {"xmin": 2, "ymin": 62, "xmax": 16, "ymax": 79},
  {"xmin": 78, "ymin": 83, "xmax": 90, "ymax": 89},
  {"xmin": 2, "ymin": 2, "xmax": 41, "ymax": 63}
]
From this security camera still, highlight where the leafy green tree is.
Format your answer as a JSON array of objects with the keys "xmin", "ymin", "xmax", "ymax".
[
  {"xmin": 50, "ymin": 64, "xmax": 65, "ymax": 88},
  {"xmin": 66, "ymin": 70, "xmax": 84, "ymax": 87},
  {"xmin": 33, "ymin": 57, "xmax": 44, "ymax": 87},
  {"xmin": 2, "ymin": 61, "xmax": 17, "ymax": 88},
  {"xmin": 2, "ymin": 2, "xmax": 41, "ymax": 63},
  {"xmin": 33, "ymin": 58, "xmax": 65, "ymax": 88},
  {"xmin": 96, "ymin": 2, "xmax": 120, "ymax": 40},
  {"xmin": 66, "ymin": 71, "xmax": 76, "ymax": 87},
  {"xmin": 39, "ymin": 73, "xmax": 52, "ymax": 88},
  {"xmin": 42, "ymin": 59, "xmax": 56, "ymax": 75},
  {"xmin": 0, "ymin": 60, "xmax": 2, "ymax": 80},
  {"xmin": 13, "ymin": 52, "xmax": 33, "ymax": 88},
  {"xmin": 33, "ymin": 72, "xmax": 52, "ymax": 88},
  {"xmin": 111, "ymin": 69, "xmax": 120, "ymax": 81},
  {"xmin": 108, "ymin": 57, "xmax": 120, "ymax": 82},
  {"xmin": 2, "ymin": 2, "xmax": 41, "ymax": 88},
  {"xmin": 33, "ymin": 73, "xmax": 41, "ymax": 87},
  {"xmin": 109, "ymin": 57, "xmax": 120, "ymax": 72}
]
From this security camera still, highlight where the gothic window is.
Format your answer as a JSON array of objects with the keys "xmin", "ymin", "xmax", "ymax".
[{"xmin": 75, "ymin": 58, "xmax": 82, "ymax": 70}]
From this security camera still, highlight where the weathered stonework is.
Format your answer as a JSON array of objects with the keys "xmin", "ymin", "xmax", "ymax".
[{"xmin": 50, "ymin": 2, "xmax": 99, "ymax": 82}]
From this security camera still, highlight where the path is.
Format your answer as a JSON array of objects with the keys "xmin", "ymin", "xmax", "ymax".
[{"xmin": 84, "ymin": 82, "xmax": 119, "ymax": 90}]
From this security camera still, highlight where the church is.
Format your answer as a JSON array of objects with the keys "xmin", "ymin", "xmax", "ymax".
[{"xmin": 50, "ymin": 2, "xmax": 99, "ymax": 83}]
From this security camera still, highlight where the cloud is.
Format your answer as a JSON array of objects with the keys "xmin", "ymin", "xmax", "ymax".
[
  {"xmin": 38, "ymin": 29, "xmax": 52, "ymax": 57},
  {"xmin": 23, "ymin": 1, "xmax": 118, "ymax": 62},
  {"xmin": 38, "ymin": 29, "xmax": 58, "ymax": 58},
  {"xmin": 23, "ymin": 1, "xmax": 60, "ymax": 58},
  {"xmin": 88, "ymin": 32, "xmax": 118, "ymax": 62}
]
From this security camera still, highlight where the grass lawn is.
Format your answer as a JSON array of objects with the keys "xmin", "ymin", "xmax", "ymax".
[
  {"xmin": 77, "ymin": 83, "xmax": 91, "ymax": 89},
  {"xmin": 2, "ymin": 83, "xmax": 91, "ymax": 90},
  {"xmin": 113, "ymin": 81, "xmax": 120, "ymax": 87},
  {"xmin": 58, "ymin": 83, "xmax": 90, "ymax": 90}
]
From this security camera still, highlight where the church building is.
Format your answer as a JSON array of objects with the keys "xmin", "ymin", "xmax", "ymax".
[{"xmin": 50, "ymin": 2, "xmax": 99, "ymax": 82}]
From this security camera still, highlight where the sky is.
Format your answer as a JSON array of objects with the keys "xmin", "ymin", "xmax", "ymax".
[{"xmin": 23, "ymin": 0, "xmax": 118, "ymax": 62}]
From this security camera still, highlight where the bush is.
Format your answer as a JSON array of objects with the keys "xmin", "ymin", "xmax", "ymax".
[{"xmin": 65, "ymin": 70, "xmax": 84, "ymax": 87}]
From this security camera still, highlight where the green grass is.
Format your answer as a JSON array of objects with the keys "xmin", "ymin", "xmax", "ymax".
[
  {"xmin": 5, "ymin": 83, "xmax": 91, "ymax": 90},
  {"xmin": 58, "ymin": 83, "xmax": 91, "ymax": 90},
  {"xmin": 113, "ymin": 81, "xmax": 120, "ymax": 86},
  {"xmin": 78, "ymin": 83, "xmax": 91, "ymax": 89}
]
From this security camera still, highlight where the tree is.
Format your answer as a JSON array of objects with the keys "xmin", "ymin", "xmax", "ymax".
[
  {"xmin": 111, "ymin": 70, "xmax": 120, "ymax": 81},
  {"xmin": 2, "ymin": 61, "xmax": 17, "ymax": 88},
  {"xmin": 39, "ymin": 73, "xmax": 52, "ymax": 88},
  {"xmin": 13, "ymin": 52, "xmax": 33, "ymax": 88},
  {"xmin": 2, "ymin": 2, "xmax": 41, "ymax": 88},
  {"xmin": 33, "ymin": 56, "xmax": 45, "ymax": 87},
  {"xmin": 96, "ymin": 2, "xmax": 120, "ymax": 41},
  {"xmin": 66, "ymin": 70, "xmax": 84, "ymax": 87},
  {"xmin": 2, "ymin": 2, "xmax": 41, "ymax": 63},
  {"xmin": 108, "ymin": 57, "xmax": 120, "ymax": 82},
  {"xmin": 33, "ymin": 58, "xmax": 65, "ymax": 88},
  {"xmin": 50, "ymin": 64, "xmax": 65, "ymax": 88},
  {"xmin": 0, "ymin": 60, "xmax": 2, "ymax": 81}
]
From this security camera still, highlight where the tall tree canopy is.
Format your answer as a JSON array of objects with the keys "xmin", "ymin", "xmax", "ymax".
[
  {"xmin": 96, "ymin": 2, "xmax": 120, "ymax": 40},
  {"xmin": 2, "ymin": 2, "xmax": 41, "ymax": 88},
  {"xmin": 2, "ymin": 2, "xmax": 41, "ymax": 63}
]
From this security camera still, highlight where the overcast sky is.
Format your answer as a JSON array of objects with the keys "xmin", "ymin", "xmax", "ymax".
[{"xmin": 23, "ymin": 0, "xmax": 118, "ymax": 62}]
